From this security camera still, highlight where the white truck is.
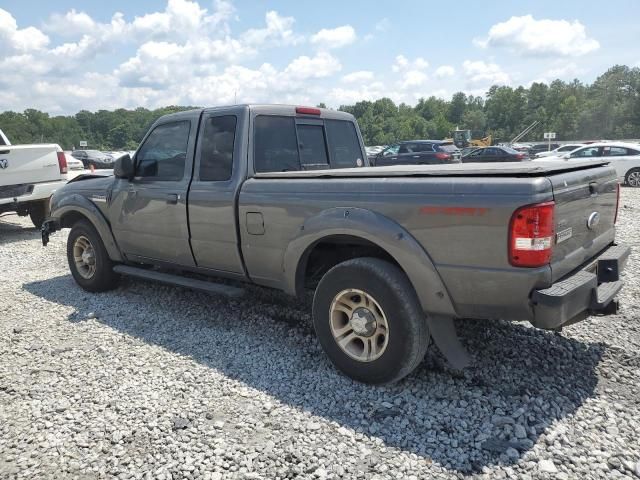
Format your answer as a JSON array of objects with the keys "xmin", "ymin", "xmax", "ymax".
[{"xmin": 0, "ymin": 129, "xmax": 69, "ymax": 228}]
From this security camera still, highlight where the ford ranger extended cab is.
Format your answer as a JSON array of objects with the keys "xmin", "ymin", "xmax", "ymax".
[
  {"xmin": 42, "ymin": 105, "xmax": 630, "ymax": 384},
  {"xmin": 0, "ymin": 128, "xmax": 69, "ymax": 228}
]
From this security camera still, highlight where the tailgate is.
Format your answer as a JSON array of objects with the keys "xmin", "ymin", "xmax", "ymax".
[
  {"xmin": 549, "ymin": 165, "xmax": 618, "ymax": 281},
  {"xmin": 0, "ymin": 144, "xmax": 62, "ymax": 188}
]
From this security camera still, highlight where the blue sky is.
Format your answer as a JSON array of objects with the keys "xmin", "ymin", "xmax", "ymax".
[{"xmin": 1, "ymin": 0, "xmax": 639, "ymax": 114}]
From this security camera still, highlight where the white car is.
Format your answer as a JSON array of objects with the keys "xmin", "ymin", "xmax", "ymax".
[
  {"xmin": 541, "ymin": 142, "xmax": 640, "ymax": 187},
  {"xmin": 535, "ymin": 143, "xmax": 585, "ymax": 158}
]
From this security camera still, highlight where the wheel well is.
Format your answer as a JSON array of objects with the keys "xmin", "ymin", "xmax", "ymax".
[
  {"xmin": 60, "ymin": 211, "xmax": 90, "ymax": 229},
  {"xmin": 297, "ymin": 235, "xmax": 402, "ymax": 294}
]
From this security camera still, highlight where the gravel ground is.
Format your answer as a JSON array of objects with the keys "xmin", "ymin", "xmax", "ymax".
[{"xmin": 1, "ymin": 189, "xmax": 639, "ymax": 480}]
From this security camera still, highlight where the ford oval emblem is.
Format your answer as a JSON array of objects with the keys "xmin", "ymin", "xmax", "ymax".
[
  {"xmin": 587, "ymin": 212, "xmax": 600, "ymax": 230},
  {"xmin": 0, "ymin": 158, "xmax": 8, "ymax": 169}
]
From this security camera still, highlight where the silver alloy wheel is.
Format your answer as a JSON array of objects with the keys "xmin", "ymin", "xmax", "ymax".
[
  {"xmin": 329, "ymin": 288, "xmax": 389, "ymax": 362},
  {"xmin": 627, "ymin": 170, "xmax": 640, "ymax": 187},
  {"xmin": 73, "ymin": 235, "xmax": 97, "ymax": 279}
]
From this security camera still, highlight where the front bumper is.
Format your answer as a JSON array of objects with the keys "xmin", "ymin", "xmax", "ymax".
[{"xmin": 531, "ymin": 244, "xmax": 630, "ymax": 329}]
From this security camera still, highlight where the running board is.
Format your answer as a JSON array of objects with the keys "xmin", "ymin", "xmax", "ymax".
[{"xmin": 113, "ymin": 265, "xmax": 245, "ymax": 299}]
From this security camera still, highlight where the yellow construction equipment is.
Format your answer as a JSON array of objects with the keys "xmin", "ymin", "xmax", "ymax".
[{"xmin": 445, "ymin": 129, "xmax": 492, "ymax": 149}]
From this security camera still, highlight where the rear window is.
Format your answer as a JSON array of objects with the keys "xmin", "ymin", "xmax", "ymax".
[
  {"xmin": 297, "ymin": 124, "xmax": 329, "ymax": 168},
  {"xmin": 254, "ymin": 116, "xmax": 363, "ymax": 172},
  {"xmin": 502, "ymin": 146, "xmax": 519, "ymax": 154},
  {"xmin": 437, "ymin": 143, "xmax": 459, "ymax": 153},
  {"xmin": 326, "ymin": 120, "xmax": 362, "ymax": 168}
]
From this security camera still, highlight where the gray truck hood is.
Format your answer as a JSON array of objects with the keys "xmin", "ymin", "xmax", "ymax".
[{"xmin": 254, "ymin": 160, "xmax": 610, "ymax": 178}]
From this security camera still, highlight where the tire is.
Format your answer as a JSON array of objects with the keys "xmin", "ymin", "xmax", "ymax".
[
  {"xmin": 625, "ymin": 168, "xmax": 640, "ymax": 188},
  {"xmin": 29, "ymin": 201, "xmax": 46, "ymax": 229},
  {"xmin": 66, "ymin": 220, "xmax": 119, "ymax": 292},
  {"xmin": 312, "ymin": 257, "xmax": 430, "ymax": 384}
]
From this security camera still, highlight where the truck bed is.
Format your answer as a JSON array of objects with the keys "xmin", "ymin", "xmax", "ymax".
[{"xmin": 254, "ymin": 160, "xmax": 609, "ymax": 178}]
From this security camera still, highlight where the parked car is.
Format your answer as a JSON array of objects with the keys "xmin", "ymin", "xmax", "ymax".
[
  {"xmin": 365, "ymin": 146, "xmax": 385, "ymax": 158},
  {"xmin": 71, "ymin": 149, "xmax": 114, "ymax": 169},
  {"xmin": 0, "ymin": 128, "xmax": 68, "ymax": 228},
  {"xmin": 64, "ymin": 152, "xmax": 86, "ymax": 171},
  {"xmin": 535, "ymin": 144, "xmax": 585, "ymax": 158},
  {"xmin": 43, "ymin": 104, "xmax": 629, "ymax": 385},
  {"xmin": 371, "ymin": 140, "xmax": 461, "ymax": 166},
  {"xmin": 538, "ymin": 142, "xmax": 640, "ymax": 187},
  {"xmin": 529, "ymin": 143, "xmax": 560, "ymax": 156},
  {"xmin": 462, "ymin": 146, "xmax": 529, "ymax": 162}
]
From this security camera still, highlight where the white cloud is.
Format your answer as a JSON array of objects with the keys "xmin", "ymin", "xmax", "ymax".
[
  {"xmin": 0, "ymin": 8, "xmax": 49, "ymax": 53},
  {"xmin": 341, "ymin": 71, "xmax": 374, "ymax": 83},
  {"xmin": 310, "ymin": 25, "xmax": 356, "ymax": 49},
  {"xmin": 475, "ymin": 15, "xmax": 599, "ymax": 57},
  {"xmin": 284, "ymin": 52, "xmax": 342, "ymax": 79},
  {"xmin": 242, "ymin": 11, "xmax": 302, "ymax": 47},
  {"xmin": 435, "ymin": 65, "xmax": 455, "ymax": 78},
  {"xmin": 462, "ymin": 60, "xmax": 511, "ymax": 87},
  {"xmin": 399, "ymin": 71, "xmax": 428, "ymax": 89},
  {"xmin": 392, "ymin": 55, "xmax": 428, "ymax": 72}
]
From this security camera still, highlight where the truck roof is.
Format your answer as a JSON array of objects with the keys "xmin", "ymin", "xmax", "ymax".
[
  {"xmin": 158, "ymin": 104, "xmax": 356, "ymax": 122},
  {"xmin": 254, "ymin": 159, "xmax": 611, "ymax": 179}
]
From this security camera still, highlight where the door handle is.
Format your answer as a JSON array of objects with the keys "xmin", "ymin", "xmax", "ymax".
[
  {"xmin": 412, "ymin": 155, "xmax": 420, "ymax": 159},
  {"xmin": 166, "ymin": 193, "xmax": 180, "ymax": 204}
]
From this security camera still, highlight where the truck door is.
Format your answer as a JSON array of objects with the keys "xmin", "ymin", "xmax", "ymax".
[
  {"xmin": 188, "ymin": 112, "xmax": 245, "ymax": 275},
  {"xmin": 111, "ymin": 118, "xmax": 196, "ymax": 266}
]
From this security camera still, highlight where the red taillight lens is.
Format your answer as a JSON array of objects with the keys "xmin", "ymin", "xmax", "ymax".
[
  {"xmin": 614, "ymin": 182, "xmax": 620, "ymax": 224},
  {"xmin": 57, "ymin": 151, "xmax": 68, "ymax": 174},
  {"xmin": 515, "ymin": 153, "xmax": 526, "ymax": 160},
  {"xmin": 295, "ymin": 106, "xmax": 321, "ymax": 115},
  {"xmin": 509, "ymin": 201, "xmax": 555, "ymax": 267},
  {"xmin": 435, "ymin": 152, "xmax": 452, "ymax": 161}
]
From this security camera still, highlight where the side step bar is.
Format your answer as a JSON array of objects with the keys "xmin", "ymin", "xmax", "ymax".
[{"xmin": 113, "ymin": 265, "xmax": 245, "ymax": 299}]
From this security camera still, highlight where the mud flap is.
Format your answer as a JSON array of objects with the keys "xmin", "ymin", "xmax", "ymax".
[{"xmin": 426, "ymin": 314, "xmax": 471, "ymax": 371}]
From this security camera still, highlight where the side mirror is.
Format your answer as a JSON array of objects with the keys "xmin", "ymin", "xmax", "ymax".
[
  {"xmin": 562, "ymin": 154, "xmax": 571, "ymax": 160},
  {"xmin": 114, "ymin": 154, "xmax": 134, "ymax": 179}
]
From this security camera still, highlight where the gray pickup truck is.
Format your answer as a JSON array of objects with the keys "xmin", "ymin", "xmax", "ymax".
[{"xmin": 42, "ymin": 105, "xmax": 630, "ymax": 384}]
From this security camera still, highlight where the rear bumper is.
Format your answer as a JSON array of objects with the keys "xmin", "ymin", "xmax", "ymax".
[{"xmin": 531, "ymin": 244, "xmax": 630, "ymax": 329}]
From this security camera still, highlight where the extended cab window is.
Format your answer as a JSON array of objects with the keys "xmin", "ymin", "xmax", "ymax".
[
  {"xmin": 325, "ymin": 120, "xmax": 363, "ymax": 168},
  {"xmin": 199, "ymin": 115, "xmax": 236, "ymax": 181},
  {"xmin": 254, "ymin": 116, "xmax": 300, "ymax": 172},
  {"xmin": 136, "ymin": 121, "xmax": 190, "ymax": 180}
]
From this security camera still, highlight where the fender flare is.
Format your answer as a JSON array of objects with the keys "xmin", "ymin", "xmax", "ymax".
[
  {"xmin": 51, "ymin": 194, "xmax": 123, "ymax": 262},
  {"xmin": 282, "ymin": 207, "xmax": 457, "ymax": 317}
]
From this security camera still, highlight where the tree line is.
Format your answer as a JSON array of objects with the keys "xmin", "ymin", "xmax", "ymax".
[{"xmin": 1, "ymin": 65, "xmax": 639, "ymax": 150}]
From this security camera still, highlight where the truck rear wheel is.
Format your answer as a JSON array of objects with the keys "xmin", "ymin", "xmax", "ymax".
[
  {"xmin": 312, "ymin": 257, "xmax": 430, "ymax": 384},
  {"xmin": 67, "ymin": 220, "xmax": 119, "ymax": 292},
  {"xmin": 29, "ymin": 201, "xmax": 46, "ymax": 229}
]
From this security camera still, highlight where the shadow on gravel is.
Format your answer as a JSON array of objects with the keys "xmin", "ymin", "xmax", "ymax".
[
  {"xmin": 0, "ymin": 216, "xmax": 39, "ymax": 245},
  {"xmin": 25, "ymin": 274, "xmax": 606, "ymax": 474}
]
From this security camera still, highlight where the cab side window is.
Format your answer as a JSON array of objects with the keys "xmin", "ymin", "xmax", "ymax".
[
  {"xmin": 199, "ymin": 116, "xmax": 236, "ymax": 181},
  {"xmin": 136, "ymin": 121, "xmax": 190, "ymax": 180}
]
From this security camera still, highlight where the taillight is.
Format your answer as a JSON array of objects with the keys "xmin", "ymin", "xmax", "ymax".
[
  {"xmin": 57, "ymin": 151, "xmax": 68, "ymax": 174},
  {"xmin": 509, "ymin": 201, "xmax": 555, "ymax": 267},
  {"xmin": 614, "ymin": 183, "xmax": 620, "ymax": 224},
  {"xmin": 515, "ymin": 153, "xmax": 526, "ymax": 160},
  {"xmin": 435, "ymin": 152, "xmax": 452, "ymax": 161},
  {"xmin": 295, "ymin": 106, "xmax": 321, "ymax": 115}
]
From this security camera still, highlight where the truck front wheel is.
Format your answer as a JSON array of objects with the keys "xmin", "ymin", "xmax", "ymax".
[
  {"xmin": 67, "ymin": 220, "xmax": 119, "ymax": 292},
  {"xmin": 312, "ymin": 257, "xmax": 430, "ymax": 384}
]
